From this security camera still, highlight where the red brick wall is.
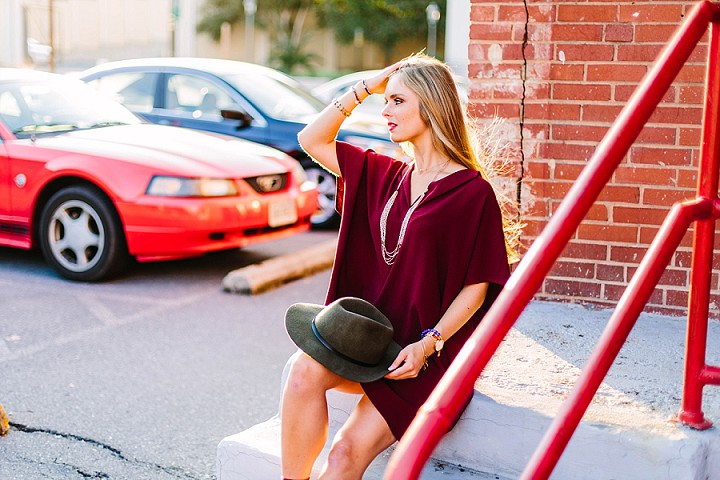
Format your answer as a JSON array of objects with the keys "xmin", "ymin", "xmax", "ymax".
[{"xmin": 469, "ymin": 0, "xmax": 712, "ymax": 316}]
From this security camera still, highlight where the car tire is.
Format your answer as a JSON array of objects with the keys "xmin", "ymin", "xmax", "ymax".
[
  {"xmin": 305, "ymin": 164, "xmax": 340, "ymax": 229},
  {"xmin": 39, "ymin": 186, "xmax": 128, "ymax": 281}
]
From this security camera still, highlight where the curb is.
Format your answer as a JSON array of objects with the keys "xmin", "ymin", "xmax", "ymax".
[{"xmin": 222, "ymin": 238, "xmax": 337, "ymax": 295}]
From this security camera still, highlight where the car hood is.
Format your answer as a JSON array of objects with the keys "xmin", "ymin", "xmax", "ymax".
[{"xmin": 33, "ymin": 124, "xmax": 289, "ymax": 177}]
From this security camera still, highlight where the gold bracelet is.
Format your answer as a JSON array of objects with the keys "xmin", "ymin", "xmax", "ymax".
[
  {"xmin": 422, "ymin": 329, "xmax": 445, "ymax": 357},
  {"xmin": 362, "ymin": 79, "xmax": 372, "ymax": 96},
  {"xmin": 420, "ymin": 337, "xmax": 429, "ymax": 371},
  {"xmin": 332, "ymin": 98, "xmax": 351, "ymax": 117},
  {"xmin": 351, "ymin": 85, "xmax": 362, "ymax": 105}
]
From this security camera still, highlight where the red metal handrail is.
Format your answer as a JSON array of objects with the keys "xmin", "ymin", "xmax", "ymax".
[
  {"xmin": 384, "ymin": 1, "xmax": 720, "ymax": 478},
  {"xmin": 678, "ymin": 4, "xmax": 720, "ymax": 430}
]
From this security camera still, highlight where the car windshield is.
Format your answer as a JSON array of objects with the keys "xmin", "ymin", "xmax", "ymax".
[
  {"xmin": 0, "ymin": 78, "xmax": 140, "ymax": 139},
  {"xmin": 224, "ymin": 73, "xmax": 324, "ymax": 121}
]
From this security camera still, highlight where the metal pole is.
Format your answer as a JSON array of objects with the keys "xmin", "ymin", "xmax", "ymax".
[
  {"xmin": 677, "ymin": 14, "xmax": 720, "ymax": 430},
  {"xmin": 428, "ymin": 23, "xmax": 437, "ymax": 57},
  {"xmin": 48, "ymin": 0, "xmax": 54, "ymax": 72},
  {"xmin": 426, "ymin": 3, "xmax": 440, "ymax": 57},
  {"xmin": 521, "ymin": 198, "xmax": 714, "ymax": 479},
  {"xmin": 244, "ymin": 0, "xmax": 257, "ymax": 63}
]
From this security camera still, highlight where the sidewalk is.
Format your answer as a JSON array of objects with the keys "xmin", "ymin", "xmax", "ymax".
[
  {"xmin": 217, "ymin": 296, "xmax": 720, "ymax": 478},
  {"xmin": 468, "ymin": 299, "xmax": 720, "ymax": 478}
]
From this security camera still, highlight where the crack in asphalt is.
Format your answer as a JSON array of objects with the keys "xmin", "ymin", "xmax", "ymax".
[
  {"xmin": 9, "ymin": 422, "xmax": 199, "ymax": 479},
  {"xmin": 10, "ymin": 422, "xmax": 126, "ymax": 458},
  {"xmin": 52, "ymin": 460, "xmax": 110, "ymax": 479}
]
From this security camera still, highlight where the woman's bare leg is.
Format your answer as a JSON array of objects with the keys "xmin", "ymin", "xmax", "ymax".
[
  {"xmin": 318, "ymin": 395, "xmax": 396, "ymax": 480},
  {"xmin": 280, "ymin": 351, "xmax": 362, "ymax": 478}
]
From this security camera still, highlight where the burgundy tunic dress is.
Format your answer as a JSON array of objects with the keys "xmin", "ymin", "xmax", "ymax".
[{"xmin": 326, "ymin": 141, "xmax": 511, "ymax": 440}]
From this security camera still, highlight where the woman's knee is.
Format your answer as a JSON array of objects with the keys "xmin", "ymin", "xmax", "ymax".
[
  {"xmin": 325, "ymin": 434, "xmax": 358, "ymax": 473},
  {"xmin": 285, "ymin": 351, "xmax": 332, "ymax": 395}
]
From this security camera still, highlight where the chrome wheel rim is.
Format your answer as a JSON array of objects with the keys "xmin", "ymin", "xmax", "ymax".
[
  {"xmin": 305, "ymin": 167, "xmax": 337, "ymax": 225},
  {"xmin": 47, "ymin": 199, "xmax": 105, "ymax": 273}
]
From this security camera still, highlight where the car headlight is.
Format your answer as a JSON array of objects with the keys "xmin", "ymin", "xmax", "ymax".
[
  {"xmin": 344, "ymin": 135, "xmax": 404, "ymax": 160},
  {"xmin": 146, "ymin": 176, "xmax": 238, "ymax": 197}
]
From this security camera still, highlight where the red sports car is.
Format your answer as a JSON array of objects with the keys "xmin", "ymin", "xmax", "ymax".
[{"xmin": 0, "ymin": 69, "xmax": 318, "ymax": 281}]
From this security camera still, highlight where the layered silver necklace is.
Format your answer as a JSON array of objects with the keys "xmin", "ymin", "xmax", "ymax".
[{"xmin": 380, "ymin": 160, "xmax": 450, "ymax": 265}]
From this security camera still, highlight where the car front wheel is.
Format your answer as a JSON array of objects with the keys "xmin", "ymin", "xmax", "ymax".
[
  {"xmin": 305, "ymin": 165, "xmax": 340, "ymax": 229},
  {"xmin": 39, "ymin": 186, "xmax": 128, "ymax": 281}
]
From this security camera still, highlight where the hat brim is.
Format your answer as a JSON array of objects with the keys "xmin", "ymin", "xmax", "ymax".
[{"xmin": 285, "ymin": 302, "xmax": 402, "ymax": 383}]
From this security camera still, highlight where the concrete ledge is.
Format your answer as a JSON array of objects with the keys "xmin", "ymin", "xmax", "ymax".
[
  {"xmin": 222, "ymin": 239, "xmax": 336, "ymax": 294},
  {"xmin": 216, "ymin": 392, "xmax": 366, "ymax": 480},
  {"xmin": 437, "ymin": 389, "xmax": 720, "ymax": 479},
  {"xmin": 216, "ymin": 388, "xmax": 720, "ymax": 480},
  {"xmin": 217, "ymin": 301, "xmax": 720, "ymax": 478},
  {"xmin": 217, "ymin": 362, "xmax": 501, "ymax": 479},
  {"xmin": 216, "ymin": 390, "xmax": 502, "ymax": 480}
]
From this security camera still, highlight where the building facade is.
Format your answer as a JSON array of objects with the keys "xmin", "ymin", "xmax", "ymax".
[
  {"xmin": 1, "ymin": 0, "xmax": 465, "ymax": 75},
  {"xmin": 469, "ymin": 0, "xmax": 712, "ymax": 316}
]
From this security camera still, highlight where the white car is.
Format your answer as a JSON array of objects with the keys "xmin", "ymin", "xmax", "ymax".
[{"xmin": 312, "ymin": 69, "xmax": 469, "ymax": 119}]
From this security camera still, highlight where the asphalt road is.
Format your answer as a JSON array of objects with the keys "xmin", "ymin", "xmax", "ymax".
[{"xmin": 0, "ymin": 230, "xmax": 336, "ymax": 479}]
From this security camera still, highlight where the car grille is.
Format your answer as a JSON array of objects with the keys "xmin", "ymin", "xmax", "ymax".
[{"xmin": 245, "ymin": 173, "xmax": 288, "ymax": 193}]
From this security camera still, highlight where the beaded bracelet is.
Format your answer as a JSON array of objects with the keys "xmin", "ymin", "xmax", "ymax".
[
  {"xmin": 332, "ymin": 98, "xmax": 351, "ymax": 118},
  {"xmin": 351, "ymin": 85, "xmax": 362, "ymax": 105},
  {"xmin": 422, "ymin": 328, "xmax": 444, "ymax": 358},
  {"xmin": 362, "ymin": 79, "xmax": 372, "ymax": 96},
  {"xmin": 421, "ymin": 328, "xmax": 442, "ymax": 339}
]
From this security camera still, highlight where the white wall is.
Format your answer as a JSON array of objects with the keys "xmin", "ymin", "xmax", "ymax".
[
  {"xmin": 445, "ymin": 0, "xmax": 470, "ymax": 77},
  {"xmin": 0, "ymin": 0, "xmax": 26, "ymax": 67},
  {"xmin": 18, "ymin": 0, "xmax": 172, "ymax": 70}
]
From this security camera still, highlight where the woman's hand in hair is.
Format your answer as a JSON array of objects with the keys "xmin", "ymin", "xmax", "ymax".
[{"xmin": 364, "ymin": 62, "xmax": 403, "ymax": 96}]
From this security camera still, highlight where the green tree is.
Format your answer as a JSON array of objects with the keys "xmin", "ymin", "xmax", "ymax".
[
  {"xmin": 265, "ymin": 1, "xmax": 320, "ymax": 74},
  {"xmin": 197, "ymin": 0, "xmax": 319, "ymax": 74},
  {"xmin": 196, "ymin": 0, "xmax": 241, "ymax": 42},
  {"xmin": 315, "ymin": 0, "xmax": 446, "ymax": 64}
]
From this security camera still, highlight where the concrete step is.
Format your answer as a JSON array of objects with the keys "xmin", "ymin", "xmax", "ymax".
[
  {"xmin": 217, "ymin": 301, "xmax": 720, "ymax": 479},
  {"xmin": 216, "ymin": 393, "xmax": 505, "ymax": 479}
]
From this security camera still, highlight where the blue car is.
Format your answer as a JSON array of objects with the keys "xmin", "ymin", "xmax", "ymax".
[{"xmin": 79, "ymin": 58, "xmax": 399, "ymax": 228}]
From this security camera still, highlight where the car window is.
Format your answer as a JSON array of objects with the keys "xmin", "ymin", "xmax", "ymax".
[
  {"xmin": 224, "ymin": 73, "xmax": 323, "ymax": 120},
  {"xmin": 86, "ymin": 72, "xmax": 158, "ymax": 113},
  {"xmin": 165, "ymin": 74, "xmax": 234, "ymax": 120},
  {"xmin": 0, "ymin": 79, "xmax": 139, "ymax": 138},
  {"xmin": 0, "ymin": 91, "xmax": 26, "ymax": 132}
]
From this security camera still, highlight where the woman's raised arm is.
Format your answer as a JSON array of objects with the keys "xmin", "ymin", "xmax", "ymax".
[{"xmin": 297, "ymin": 64, "xmax": 400, "ymax": 176}]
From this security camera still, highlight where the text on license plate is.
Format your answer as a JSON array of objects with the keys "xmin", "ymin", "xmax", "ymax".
[{"xmin": 268, "ymin": 199, "xmax": 298, "ymax": 227}]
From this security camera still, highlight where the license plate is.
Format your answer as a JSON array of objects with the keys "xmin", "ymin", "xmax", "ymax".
[{"xmin": 268, "ymin": 199, "xmax": 297, "ymax": 227}]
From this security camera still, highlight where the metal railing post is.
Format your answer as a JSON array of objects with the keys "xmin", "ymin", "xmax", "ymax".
[
  {"xmin": 520, "ymin": 199, "xmax": 714, "ymax": 479},
  {"xmin": 677, "ymin": 15, "xmax": 720, "ymax": 429}
]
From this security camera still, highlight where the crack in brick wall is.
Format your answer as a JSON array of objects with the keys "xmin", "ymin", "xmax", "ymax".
[
  {"xmin": 470, "ymin": 0, "xmax": 712, "ymax": 316},
  {"xmin": 518, "ymin": 0, "xmax": 530, "ymax": 214}
]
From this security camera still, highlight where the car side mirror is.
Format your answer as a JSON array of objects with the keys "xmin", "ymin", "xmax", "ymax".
[{"xmin": 220, "ymin": 108, "xmax": 253, "ymax": 129}]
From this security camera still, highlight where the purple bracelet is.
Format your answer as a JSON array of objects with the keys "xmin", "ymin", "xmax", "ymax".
[{"xmin": 421, "ymin": 328, "xmax": 442, "ymax": 339}]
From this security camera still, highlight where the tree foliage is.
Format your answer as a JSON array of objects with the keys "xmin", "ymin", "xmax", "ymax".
[
  {"xmin": 196, "ymin": 0, "xmax": 445, "ymax": 70},
  {"xmin": 197, "ymin": 0, "xmax": 319, "ymax": 73},
  {"xmin": 265, "ymin": 0, "xmax": 319, "ymax": 73},
  {"xmin": 315, "ymin": 0, "xmax": 446, "ymax": 63},
  {"xmin": 196, "ymin": 0, "xmax": 242, "ymax": 42}
]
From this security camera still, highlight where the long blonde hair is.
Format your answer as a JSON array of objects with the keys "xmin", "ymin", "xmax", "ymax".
[{"xmin": 393, "ymin": 54, "xmax": 523, "ymax": 263}]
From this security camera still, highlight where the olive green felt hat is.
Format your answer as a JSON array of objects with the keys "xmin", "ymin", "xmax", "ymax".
[{"xmin": 285, "ymin": 297, "xmax": 402, "ymax": 383}]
